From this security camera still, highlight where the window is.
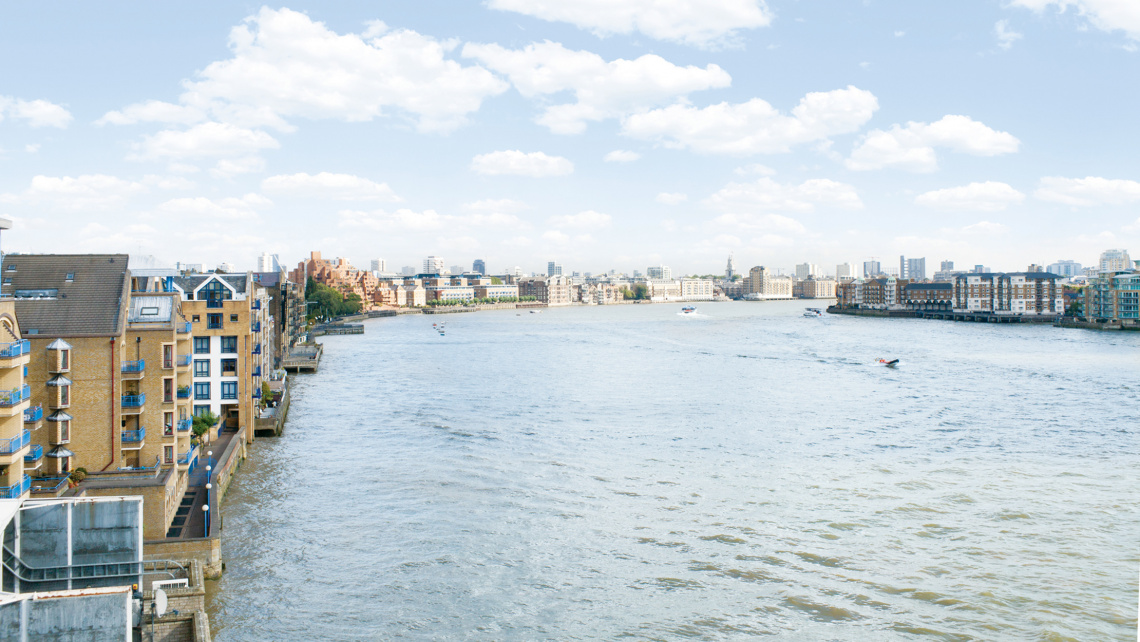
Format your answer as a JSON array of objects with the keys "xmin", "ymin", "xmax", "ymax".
[
  {"xmin": 59, "ymin": 420, "xmax": 70, "ymax": 442},
  {"xmin": 230, "ymin": 314, "xmax": 239, "ymax": 322},
  {"xmin": 141, "ymin": 306, "xmax": 159, "ymax": 316},
  {"xmin": 207, "ymin": 314, "xmax": 223, "ymax": 329},
  {"xmin": 163, "ymin": 378, "xmax": 174, "ymax": 403},
  {"xmin": 221, "ymin": 381, "xmax": 237, "ymax": 400},
  {"xmin": 163, "ymin": 345, "xmax": 173, "ymax": 369},
  {"xmin": 164, "ymin": 446, "xmax": 174, "ymax": 463},
  {"xmin": 163, "ymin": 412, "xmax": 174, "ymax": 436},
  {"xmin": 193, "ymin": 337, "xmax": 210, "ymax": 354},
  {"xmin": 194, "ymin": 360, "xmax": 210, "ymax": 377},
  {"xmin": 59, "ymin": 349, "xmax": 70, "ymax": 370},
  {"xmin": 1, "ymin": 278, "xmax": 9, "ymax": 285},
  {"xmin": 194, "ymin": 382, "xmax": 210, "ymax": 400},
  {"xmin": 221, "ymin": 359, "xmax": 237, "ymax": 376},
  {"xmin": 65, "ymin": 273, "xmax": 75, "ymax": 282},
  {"xmin": 220, "ymin": 336, "xmax": 237, "ymax": 353},
  {"xmin": 193, "ymin": 405, "xmax": 211, "ymax": 417},
  {"xmin": 192, "ymin": 315, "xmax": 200, "ymax": 322},
  {"xmin": 60, "ymin": 385, "xmax": 69, "ymax": 406}
]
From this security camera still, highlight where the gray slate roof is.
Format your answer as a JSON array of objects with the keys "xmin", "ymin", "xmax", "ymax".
[
  {"xmin": 171, "ymin": 274, "xmax": 248, "ymax": 296},
  {"xmin": 1, "ymin": 254, "xmax": 129, "ymax": 337}
]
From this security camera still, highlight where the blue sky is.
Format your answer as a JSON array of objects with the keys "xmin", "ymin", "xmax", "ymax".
[{"xmin": 0, "ymin": 1, "xmax": 1137, "ymax": 276}]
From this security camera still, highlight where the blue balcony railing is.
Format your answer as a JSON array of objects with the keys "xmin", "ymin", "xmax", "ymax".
[
  {"xmin": 0, "ymin": 475, "xmax": 30, "ymax": 499},
  {"xmin": 177, "ymin": 387, "xmax": 191, "ymax": 399},
  {"xmin": 252, "ymin": 300, "xmax": 262, "ymax": 310},
  {"xmin": 206, "ymin": 300, "xmax": 224, "ymax": 309},
  {"xmin": 23, "ymin": 405, "xmax": 42, "ymax": 422},
  {"xmin": 177, "ymin": 354, "xmax": 192, "ymax": 367},
  {"xmin": 0, "ymin": 385, "xmax": 30, "ymax": 407},
  {"xmin": 251, "ymin": 321, "xmax": 261, "ymax": 332},
  {"xmin": 121, "ymin": 428, "xmax": 145, "ymax": 443},
  {"xmin": 122, "ymin": 360, "xmax": 145, "ymax": 373},
  {"xmin": 24, "ymin": 444, "xmax": 42, "ymax": 463},
  {"xmin": 121, "ymin": 394, "xmax": 146, "ymax": 408},
  {"xmin": 178, "ymin": 445, "xmax": 197, "ymax": 465},
  {"xmin": 177, "ymin": 418, "xmax": 192, "ymax": 432},
  {"xmin": 252, "ymin": 367, "xmax": 261, "ymax": 377},
  {"xmin": 31, "ymin": 476, "xmax": 68, "ymax": 494},
  {"xmin": 0, "ymin": 340, "xmax": 29, "ymax": 358},
  {"xmin": 207, "ymin": 321, "xmax": 223, "ymax": 330},
  {"xmin": 251, "ymin": 344, "xmax": 261, "ymax": 355},
  {"xmin": 0, "ymin": 429, "xmax": 30, "ymax": 455},
  {"xmin": 252, "ymin": 388, "xmax": 262, "ymax": 399},
  {"xmin": 177, "ymin": 322, "xmax": 192, "ymax": 334}
]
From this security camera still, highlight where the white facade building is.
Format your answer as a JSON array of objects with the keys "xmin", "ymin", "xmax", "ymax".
[
  {"xmin": 423, "ymin": 256, "xmax": 445, "ymax": 274},
  {"xmin": 256, "ymin": 252, "xmax": 281, "ymax": 272},
  {"xmin": 371, "ymin": 259, "xmax": 387, "ymax": 273},
  {"xmin": 795, "ymin": 263, "xmax": 821, "ymax": 280},
  {"xmin": 1099, "ymin": 249, "xmax": 1132, "ymax": 273},
  {"xmin": 680, "ymin": 278, "xmax": 715, "ymax": 301},
  {"xmin": 836, "ymin": 263, "xmax": 856, "ymax": 280},
  {"xmin": 647, "ymin": 265, "xmax": 672, "ymax": 280}
]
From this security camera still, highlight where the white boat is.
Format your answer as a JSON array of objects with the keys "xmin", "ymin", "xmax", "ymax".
[
  {"xmin": 680, "ymin": 306, "xmax": 696, "ymax": 315},
  {"xmin": 803, "ymin": 307, "xmax": 822, "ymax": 317}
]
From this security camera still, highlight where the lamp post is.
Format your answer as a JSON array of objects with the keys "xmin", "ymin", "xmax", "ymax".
[{"xmin": 202, "ymin": 503, "xmax": 209, "ymax": 536}]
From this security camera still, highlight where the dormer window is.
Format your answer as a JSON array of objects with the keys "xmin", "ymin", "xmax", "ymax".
[
  {"xmin": 5, "ymin": 265, "xmax": 14, "ymax": 272},
  {"xmin": 65, "ymin": 273, "xmax": 74, "ymax": 282}
]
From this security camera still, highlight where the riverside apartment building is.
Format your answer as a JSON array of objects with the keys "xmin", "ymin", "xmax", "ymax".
[{"xmin": 0, "ymin": 298, "xmax": 31, "ymax": 501}]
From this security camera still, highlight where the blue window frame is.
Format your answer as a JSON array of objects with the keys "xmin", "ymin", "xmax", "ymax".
[
  {"xmin": 194, "ymin": 360, "xmax": 210, "ymax": 377},
  {"xmin": 194, "ymin": 382, "xmax": 210, "ymax": 400},
  {"xmin": 193, "ymin": 337, "xmax": 210, "ymax": 354},
  {"xmin": 193, "ymin": 404, "xmax": 211, "ymax": 417},
  {"xmin": 221, "ymin": 382, "xmax": 237, "ymax": 400},
  {"xmin": 207, "ymin": 314, "xmax": 223, "ymax": 329},
  {"xmin": 220, "ymin": 336, "xmax": 237, "ymax": 353}
]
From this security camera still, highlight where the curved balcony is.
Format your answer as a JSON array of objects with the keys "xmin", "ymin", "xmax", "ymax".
[
  {"xmin": 177, "ymin": 418, "xmax": 192, "ymax": 432},
  {"xmin": 0, "ymin": 475, "xmax": 30, "ymax": 499},
  {"xmin": 0, "ymin": 385, "xmax": 30, "ymax": 407},
  {"xmin": 24, "ymin": 444, "xmax": 42, "ymax": 465},
  {"xmin": 0, "ymin": 340, "xmax": 29, "ymax": 359},
  {"xmin": 0, "ymin": 429, "xmax": 30, "ymax": 456},
  {"xmin": 23, "ymin": 405, "xmax": 42, "ymax": 423}
]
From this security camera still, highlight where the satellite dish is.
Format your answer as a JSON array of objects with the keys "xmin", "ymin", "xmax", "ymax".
[{"xmin": 154, "ymin": 589, "xmax": 168, "ymax": 617}]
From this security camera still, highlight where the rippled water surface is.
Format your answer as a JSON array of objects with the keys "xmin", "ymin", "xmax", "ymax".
[{"xmin": 208, "ymin": 302, "xmax": 1139, "ymax": 640}]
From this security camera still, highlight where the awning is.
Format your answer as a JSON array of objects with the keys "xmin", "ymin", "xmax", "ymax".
[
  {"xmin": 46, "ymin": 375, "xmax": 72, "ymax": 387},
  {"xmin": 46, "ymin": 446, "xmax": 74, "ymax": 458},
  {"xmin": 46, "ymin": 411, "xmax": 73, "ymax": 422},
  {"xmin": 46, "ymin": 338, "xmax": 72, "ymax": 351}
]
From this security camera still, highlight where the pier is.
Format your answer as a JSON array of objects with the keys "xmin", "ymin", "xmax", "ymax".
[{"xmin": 283, "ymin": 343, "xmax": 323, "ymax": 373}]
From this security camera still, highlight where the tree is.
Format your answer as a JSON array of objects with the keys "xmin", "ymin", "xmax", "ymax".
[
  {"xmin": 491, "ymin": 276, "xmax": 503, "ymax": 284},
  {"xmin": 192, "ymin": 411, "xmax": 219, "ymax": 438}
]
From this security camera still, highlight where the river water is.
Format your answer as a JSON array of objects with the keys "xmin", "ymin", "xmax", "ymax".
[{"xmin": 207, "ymin": 302, "xmax": 1139, "ymax": 640}]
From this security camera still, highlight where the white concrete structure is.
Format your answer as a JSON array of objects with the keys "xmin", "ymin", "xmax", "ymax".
[
  {"xmin": 371, "ymin": 259, "xmax": 387, "ymax": 273},
  {"xmin": 1099, "ymin": 249, "xmax": 1132, "ymax": 273},
  {"xmin": 647, "ymin": 265, "xmax": 672, "ymax": 280},
  {"xmin": 795, "ymin": 263, "xmax": 821, "ymax": 280},
  {"xmin": 680, "ymin": 278, "xmax": 715, "ymax": 301},
  {"xmin": 423, "ymin": 256, "xmax": 445, "ymax": 274},
  {"xmin": 257, "ymin": 252, "xmax": 281, "ymax": 272},
  {"xmin": 836, "ymin": 263, "xmax": 856, "ymax": 280}
]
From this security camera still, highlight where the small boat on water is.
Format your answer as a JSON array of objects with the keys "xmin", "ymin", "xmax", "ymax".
[
  {"xmin": 803, "ymin": 307, "xmax": 822, "ymax": 317},
  {"xmin": 878, "ymin": 358, "xmax": 899, "ymax": 367},
  {"xmin": 680, "ymin": 306, "xmax": 696, "ymax": 314}
]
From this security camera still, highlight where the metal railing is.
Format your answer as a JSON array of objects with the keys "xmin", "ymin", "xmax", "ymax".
[
  {"xmin": 121, "ymin": 428, "xmax": 145, "ymax": 443},
  {"xmin": 206, "ymin": 299, "xmax": 224, "ymax": 309},
  {"xmin": 177, "ymin": 446, "xmax": 197, "ymax": 465},
  {"xmin": 252, "ymin": 367, "xmax": 261, "ymax": 377},
  {"xmin": 24, "ymin": 444, "xmax": 41, "ymax": 462},
  {"xmin": 251, "ymin": 321, "xmax": 261, "ymax": 332},
  {"xmin": 1, "ymin": 543, "xmax": 151, "ymax": 584},
  {"xmin": 0, "ymin": 340, "xmax": 29, "ymax": 358},
  {"xmin": 252, "ymin": 300, "xmax": 262, "ymax": 310},
  {"xmin": 207, "ymin": 321, "xmax": 223, "ymax": 330},
  {"xmin": 0, "ymin": 475, "xmax": 30, "ymax": 499},
  {"xmin": 23, "ymin": 405, "xmax": 42, "ymax": 422},
  {"xmin": 177, "ymin": 322, "xmax": 192, "ymax": 334},
  {"xmin": 251, "ymin": 344, "xmax": 261, "ymax": 355},
  {"xmin": 177, "ymin": 418, "xmax": 192, "ymax": 432},
  {"xmin": 0, "ymin": 385, "xmax": 30, "ymax": 407},
  {"xmin": 0, "ymin": 429, "xmax": 30, "ymax": 455},
  {"xmin": 30, "ymin": 476, "xmax": 68, "ymax": 493},
  {"xmin": 177, "ymin": 354, "xmax": 192, "ymax": 367},
  {"xmin": 121, "ymin": 394, "xmax": 146, "ymax": 407},
  {"xmin": 122, "ymin": 360, "xmax": 145, "ymax": 373},
  {"xmin": 177, "ymin": 387, "xmax": 191, "ymax": 399}
]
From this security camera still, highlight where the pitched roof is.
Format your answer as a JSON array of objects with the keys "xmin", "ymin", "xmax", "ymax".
[
  {"xmin": 171, "ymin": 273, "xmax": 248, "ymax": 295},
  {"xmin": 904, "ymin": 282, "xmax": 952, "ymax": 290},
  {"xmin": 0, "ymin": 254, "xmax": 129, "ymax": 337}
]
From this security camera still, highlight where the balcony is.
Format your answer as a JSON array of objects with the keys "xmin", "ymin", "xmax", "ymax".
[
  {"xmin": 0, "ymin": 385, "xmax": 30, "ymax": 407},
  {"xmin": 177, "ymin": 418, "xmax": 192, "ymax": 432},
  {"xmin": 23, "ymin": 405, "xmax": 42, "ymax": 423},
  {"xmin": 121, "ymin": 428, "xmax": 145, "ymax": 448},
  {"xmin": 207, "ymin": 321, "xmax": 223, "ymax": 330},
  {"xmin": 252, "ymin": 388, "xmax": 262, "ymax": 399},
  {"xmin": 0, "ymin": 429, "xmax": 30, "ymax": 456},
  {"xmin": 252, "ymin": 300, "xmax": 262, "ymax": 310},
  {"xmin": 0, "ymin": 475, "xmax": 30, "ymax": 499},
  {"xmin": 0, "ymin": 339, "xmax": 29, "ymax": 359},
  {"xmin": 177, "ymin": 354, "xmax": 192, "ymax": 368},
  {"xmin": 252, "ymin": 344, "xmax": 261, "ymax": 355},
  {"xmin": 177, "ymin": 445, "xmax": 197, "ymax": 466},
  {"xmin": 121, "ymin": 360, "xmax": 145, "ymax": 378},
  {"xmin": 251, "ymin": 321, "xmax": 261, "ymax": 332},
  {"xmin": 177, "ymin": 321, "xmax": 192, "ymax": 334},
  {"xmin": 30, "ymin": 476, "xmax": 68, "ymax": 495},
  {"xmin": 206, "ymin": 300, "xmax": 224, "ymax": 309},
  {"xmin": 177, "ymin": 386, "xmax": 191, "ymax": 399},
  {"xmin": 24, "ymin": 444, "xmax": 42, "ymax": 464},
  {"xmin": 252, "ymin": 366, "xmax": 261, "ymax": 377},
  {"xmin": 121, "ymin": 394, "xmax": 146, "ymax": 414}
]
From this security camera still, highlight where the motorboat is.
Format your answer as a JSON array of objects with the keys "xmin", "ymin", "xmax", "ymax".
[
  {"xmin": 877, "ymin": 358, "xmax": 899, "ymax": 367},
  {"xmin": 681, "ymin": 306, "xmax": 696, "ymax": 314},
  {"xmin": 803, "ymin": 307, "xmax": 822, "ymax": 317}
]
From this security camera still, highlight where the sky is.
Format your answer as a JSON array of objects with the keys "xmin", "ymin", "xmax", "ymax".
[{"xmin": 0, "ymin": 1, "xmax": 1137, "ymax": 276}]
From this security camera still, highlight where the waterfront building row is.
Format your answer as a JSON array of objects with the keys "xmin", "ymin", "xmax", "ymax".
[{"xmin": 835, "ymin": 272, "xmax": 1062, "ymax": 315}]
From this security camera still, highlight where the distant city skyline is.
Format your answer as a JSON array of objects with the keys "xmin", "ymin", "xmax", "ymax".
[{"xmin": 1, "ymin": 2, "xmax": 1137, "ymax": 272}]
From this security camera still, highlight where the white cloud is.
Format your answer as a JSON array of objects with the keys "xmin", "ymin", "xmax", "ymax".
[
  {"xmin": 915, "ymin": 181, "xmax": 1025, "ymax": 211},
  {"xmin": 847, "ymin": 115, "xmax": 1019, "ymax": 172},
  {"xmin": 465, "ymin": 212, "xmax": 523, "ymax": 227},
  {"xmin": 894, "ymin": 30, "xmax": 906, "ymax": 37},
  {"xmin": 178, "ymin": 7, "xmax": 507, "ymax": 133},
  {"xmin": 656, "ymin": 192, "xmax": 688, "ymax": 205},
  {"xmin": 542, "ymin": 230, "xmax": 571, "ymax": 243},
  {"xmin": 261, "ymin": 172, "xmax": 400, "ymax": 201},
  {"xmin": 471, "ymin": 150, "xmax": 573, "ymax": 177},
  {"xmin": 24, "ymin": 144, "xmax": 39, "ymax": 154},
  {"xmin": 463, "ymin": 41, "xmax": 730, "ymax": 134},
  {"xmin": 130, "ymin": 122, "xmax": 279, "ymax": 161},
  {"xmin": 6, "ymin": 174, "xmax": 147, "ymax": 210},
  {"xmin": 487, "ymin": 0, "xmax": 773, "ymax": 48},
  {"xmin": 706, "ymin": 177, "xmax": 864, "ymax": 213},
  {"xmin": 714, "ymin": 212, "xmax": 807, "ymax": 235},
  {"xmin": 995, "ymin": 20, "xmax": 1024, "ymax": 49},
  {"xmin": 604, "ymin": 150, "xmax": 641, "ymax": 162},
  {"xmin": 463, "ymin": 198, "xmax": 527, "ymax": 212},
  {"xmin": 338, "ymin": 208, "xmax": 445, "ymax": 232},
  {"xmin": 734, "ymin": 163, "xmax": 776, "ymax": 176},
  {"xmin": 1010, "ymin": 0, "xmax": 1140, "ymax": 39},
  {"xmin": 548, "ymin": 210, "xmax": 612, "ymax": 227},
  {"xmin": 210, "ymin": 156, "xmax": 265, "ymax": 179},
  {"xmin": 622, "ymin": 86, "xmax": 878, "ymax": 155},
  {"xmin": 154, "ymin": 194, "xmax": 270, "ymax": 220},
  {"xmin": 142, "ymin": 175, "xmax": 196, "ymax": 190},
  {"xmin": 96, "ymin": 101, "xmax": 207, "ymax": 126},
  {"xmin": 1034, "ymin": 176, "xmax": 1140, "ymax": 206},
  {"xmin": 0, "ymin": 97, "xmax": 72, "ymax": 128},
  {"xmin": 959, "ymin": 221, "xmax": 1009, "ymax": 234}
]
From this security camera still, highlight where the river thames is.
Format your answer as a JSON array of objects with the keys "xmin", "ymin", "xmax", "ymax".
[{"xmin": 207, "ymin": 302, "xmax": 1138, "ymax": 640}]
